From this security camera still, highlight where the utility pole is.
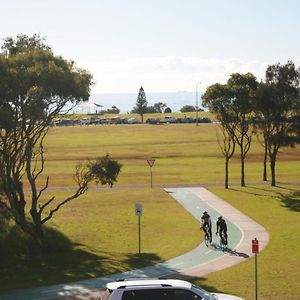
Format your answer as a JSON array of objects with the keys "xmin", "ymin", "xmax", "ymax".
[{"xmin": 196, "ymin": 82, "xmax": 201, "ymax": 126}]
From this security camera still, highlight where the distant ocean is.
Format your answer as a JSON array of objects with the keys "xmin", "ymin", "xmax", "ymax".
[{"xmin": 75, "ymin": 91, "xmax": 202, "ymax": 114}]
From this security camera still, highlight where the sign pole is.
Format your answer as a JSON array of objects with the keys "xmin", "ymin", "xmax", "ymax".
[
  {"xmin": 252, "ymin": 238, "xmax": 259, "ymax": 300},
  {"xmin": 255, "ymin": 253, "xmax": 258, "ymax": 300},
  {"xmin": 135, "ymin": 203, "xmax": 143, "ymax": 254},
  {"xmin": 138, "ymin": 215, "xmax": 141, "ymax": 254},
  {"xmin": 147, "ymin": 159, "xmax": 155, "ymax": 188}
]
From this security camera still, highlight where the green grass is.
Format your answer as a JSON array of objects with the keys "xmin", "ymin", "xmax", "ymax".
[
  {"xmin": 41, "ymin": 124, "xmax": 299, "ymax": 188},
  {"xmin": 0, "ymin": 189, "xmax": 201, "ymax": 291},
  {"xmin": 193, "ymin": 185, "xmax": 300, "ymax": 300},
  {"xmin": 1, "ymin": 123, "xmax": 300, "ymax": 298}
]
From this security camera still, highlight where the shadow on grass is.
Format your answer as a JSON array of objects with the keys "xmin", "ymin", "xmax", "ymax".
[
  {"xmin": 228, "ymin": 185, "xmax": 300, "ymax": 213},
  {"xmin": 229, "ymin": 186, "xmax": 276, "ymax": 197},
  {"xmin": 122, "ymin": 253, "xmax": 162, "ymax": 269},
  {"xmin": 279, "ymin": 191, "xmax": 300, "ymax": 212},
  {"xmin": 0, "ymin": 224, "xmax": 122, "ymax": 292},
  {"xmin": 0, "ymin": 225, "xmax": 231, "ymax": 298}
]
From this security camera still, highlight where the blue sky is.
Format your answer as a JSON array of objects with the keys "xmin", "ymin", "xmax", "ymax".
[{"xmin": 1, "ymin": 0, "xmax": 300, "ymax": 93}]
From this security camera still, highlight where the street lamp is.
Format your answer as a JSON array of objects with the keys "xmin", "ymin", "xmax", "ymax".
[{"xmin": 196, "ymin": 82, "xmax": 201, "ymax": 126}]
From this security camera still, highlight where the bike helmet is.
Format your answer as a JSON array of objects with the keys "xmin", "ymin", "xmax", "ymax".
[
  {"xmin": 203, "ymin": 211, "xmax": 208, "ymax": 214},
  {"xmin": 218, "ymin": 216, "xmax": 222, "ymax": 220}
]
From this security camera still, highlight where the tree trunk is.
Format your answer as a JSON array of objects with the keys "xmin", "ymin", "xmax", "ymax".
[
  {"xmin": 225, "ymin": 158, "xmax": 229, "ymax": 189},
  {"xmin": 270, "ymin": 154, "xmax": 276, "ymax": 186},
  {"xmin": 241, "ymin": 155, "xmax": 245, "ymax": 187},
  {"xmin": 263, "ymin": 142, "xmax": 268, "ymax": 181}
]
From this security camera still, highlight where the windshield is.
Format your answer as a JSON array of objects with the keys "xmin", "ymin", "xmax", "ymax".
[{"xmin": 191, "ymin": 285, "xmax": 218, "ymax": 300}]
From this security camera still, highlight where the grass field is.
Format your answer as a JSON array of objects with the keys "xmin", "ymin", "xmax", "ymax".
[
  {"xmin": 1, "ymin": 123, "xmax": 299, "ymax": 298},
  {"xmin": 0, "ymin": 188, "xmax": 201, "ymax": 291},
  {"xmin": 41, "ymin": 124, "xmax": 299, "ymax": 187},
  {"xmin": 193, "ymin": 185, "xmax": 300, "ymax": 300}
]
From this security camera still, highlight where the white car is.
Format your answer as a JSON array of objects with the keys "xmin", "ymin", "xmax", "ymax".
[
  {"xmin": 128, "ymin": 118, "xmax": 139, "ymax": 124},
  {"xmin": 101, "ymin": 278, "xmax": 244, "ymax": 300}
]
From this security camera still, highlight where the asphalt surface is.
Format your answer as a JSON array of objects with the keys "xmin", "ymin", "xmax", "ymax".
[{"xmin": 0, "ymin": 187, "xmax": 269, "ymax": 300}]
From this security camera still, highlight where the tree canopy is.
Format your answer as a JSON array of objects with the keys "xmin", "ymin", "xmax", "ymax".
[
  {"xmin": 203, "ymin": 73, "xmax": 258, "ymax": 187},
  {"xmin": 254, "ymin": 61, "xmax": 300, "ymax": 185},
  {"xmin": 180, "ymin": 105, "xmax": 196, "ymax": 113},
  {"xmin": 203, "ymin": 62, "xmax": 300, "ymax": 188},
  {"xmin": 0, "ymin": 34, "xmax": 122, "ymax": 246}
]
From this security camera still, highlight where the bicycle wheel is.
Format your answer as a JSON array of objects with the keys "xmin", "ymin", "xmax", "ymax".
[
  {"xmin": 205, "ymin": 233, "xmax": 210, "ymax": 246},
  {"xmin": 220, "ymin": 233, "xmax": 227, "ymax": 250},
  {"xmin": 203, "ymin": 226, "xmax": 210, "ymax": 246}
]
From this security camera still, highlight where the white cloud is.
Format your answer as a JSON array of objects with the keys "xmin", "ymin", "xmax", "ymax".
[{"xmin": 80, "ymin": 56, "xmax": 274, "ymax": 93}]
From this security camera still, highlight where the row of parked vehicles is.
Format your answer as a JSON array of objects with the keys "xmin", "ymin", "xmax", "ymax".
[
  {"xmin": 53, "ymin": 115, "xmax": 212, "ymax": 127},
  {"xmin": 53, "ymin": 116, "xmax": 139, "ymax": 126},
  {"xmin": 146, "ymin": 116, "xmax": 212, "ymax": 124}
]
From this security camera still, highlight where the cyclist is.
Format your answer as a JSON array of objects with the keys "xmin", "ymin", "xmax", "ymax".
[
  {"xmin": 216, "ymin": 216, "xmax": 228, "ymax": 245},
  {"xmin": 201, "ymin": 211, "xmax": 212, "ymax": 243}
]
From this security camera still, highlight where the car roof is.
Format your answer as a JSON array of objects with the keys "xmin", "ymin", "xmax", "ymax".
[{"xmin": 106, "ymin": 278, "xmax": 192, "ymax": 290}]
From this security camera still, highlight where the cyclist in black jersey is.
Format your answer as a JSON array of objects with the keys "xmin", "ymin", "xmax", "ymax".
[{"xmin": 216, "ymin": 216, "xmax": 228, "ymax": 245}]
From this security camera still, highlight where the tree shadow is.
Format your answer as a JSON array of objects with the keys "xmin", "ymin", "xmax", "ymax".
[
  {"xmin": 279, "ymin": 191, "xmax": 300, "ymax": 212},
  {"xmin": 0, "ymin": 224, "xmax": 121, "ymax": 292},
  {"xmin": 229, "ymin": 186, "xmax": 274, "ymax": 197},
  {"xmin": 229, "ymin": 185, "xmax": 300, "ymax": 213},
  {"xmin": 122, "ymin": 253, "xmax": 162, "ymax": 269},
  {"xmin": 0, "ymin": 224, "xmax": 244, "ymax": 298}
]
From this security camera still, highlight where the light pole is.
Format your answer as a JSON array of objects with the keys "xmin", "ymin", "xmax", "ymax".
[{"xmin": 196, "ymin": 82, "xmax": 201, "ymax": 126}]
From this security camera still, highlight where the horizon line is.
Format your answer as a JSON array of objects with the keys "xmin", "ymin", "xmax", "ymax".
[{"xmin": 91, "ymin": 90, "xmax": 202, "ymax": 95}]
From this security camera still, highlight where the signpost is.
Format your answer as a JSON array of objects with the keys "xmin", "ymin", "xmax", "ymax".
[
  {"xmin": 252, "ymin": 238, "xmax": 259, "ymax": 300},
  {"xmin": 135, "ymin": 203, "xmax": 143, "ymax": 254},
  {"xmin": 147, "ymin": 159, "xmax": 155, "ymax": 188}
]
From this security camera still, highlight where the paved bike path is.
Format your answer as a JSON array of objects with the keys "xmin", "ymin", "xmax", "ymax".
[{"xmin": 0, "ymin": 187, "xmax": 269, "ymax": 300}]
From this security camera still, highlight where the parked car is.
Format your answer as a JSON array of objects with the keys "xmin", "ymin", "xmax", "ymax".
[
  {"xmin": 162, "ymin": 116, "xmax": 177, "ymax": 123},
  {"xmin": 101, "ymin": 278, "xmax": 244, "ymax": 300},
  {"xmin": 146, "ymin": 117, "xmax": 160, "ymax": 124},
  {"xmin": 128, "ymin": 118, "xmax": 139, "ymax": 124}
]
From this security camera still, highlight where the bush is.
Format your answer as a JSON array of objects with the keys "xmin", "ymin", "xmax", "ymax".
[{"xmin": 180, "ymin": 105, "xmax": 196, "ymax": 113}]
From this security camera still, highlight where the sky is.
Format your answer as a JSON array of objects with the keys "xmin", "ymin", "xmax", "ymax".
[{"xmin": 1, "ymin": 0, "xmax": 300, "ymax": 94}]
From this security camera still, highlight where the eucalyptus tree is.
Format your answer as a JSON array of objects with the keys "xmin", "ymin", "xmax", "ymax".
[
  {"xmin": 203, "ymin": 73, "xmax": 258, "ymax": 187},
  {"xmin": 153, "ymin": 102, "xmax": 167, "ymax": 113},
  {"xmin": 255, "ymin": 61, "xmax": 300, "ymax": 186},
  {"xmin": 203, "ymin": 83, "xmax": 237, "ymax": 188},
  {"xmin": 253, "ymin": 81, "xmax": 275, "ymax": 181},
  {"xmin": 0, "ymin": 34, "xmax": 122, "ymax": 246},
  {"xmin": 216, "ymin": 124, "xmax": 236, "ymax": 189},
  {"xmin": 227, "ymin": 73, "xmax": 258, "ymax": 186}
]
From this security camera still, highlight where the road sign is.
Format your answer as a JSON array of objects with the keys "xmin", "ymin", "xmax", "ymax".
[
  {"xmin": 135, "ymin": 203, "xmax": 143, "ymax": 216},
  {"xmin": 147, "ymin": 159, "xmax": 155, "ymax": 188},
  {"xmin": 252, "ymin": 238, "xmax": 259, "ymax": 254},
  {"xmin": 147, "ymin": 159, "xmax": 155, "ymax": 167}
]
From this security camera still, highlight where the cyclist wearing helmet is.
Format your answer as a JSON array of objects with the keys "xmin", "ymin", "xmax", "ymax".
[
  {"xmin": 216, "ymin": 216, "xmax": 228, "ymax": 245},
  {"xmin": 201, "ymin": 211, "xmax": 212, "ymax": 242}
]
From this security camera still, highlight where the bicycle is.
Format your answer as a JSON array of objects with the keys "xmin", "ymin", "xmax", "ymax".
[
  {"xmin": 219, "ymin": 231, "xmax": 228, "ymax": 250},
  {"xmin": 203, "ymin": 224, "xmax": 211, "ymax": 247}
]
